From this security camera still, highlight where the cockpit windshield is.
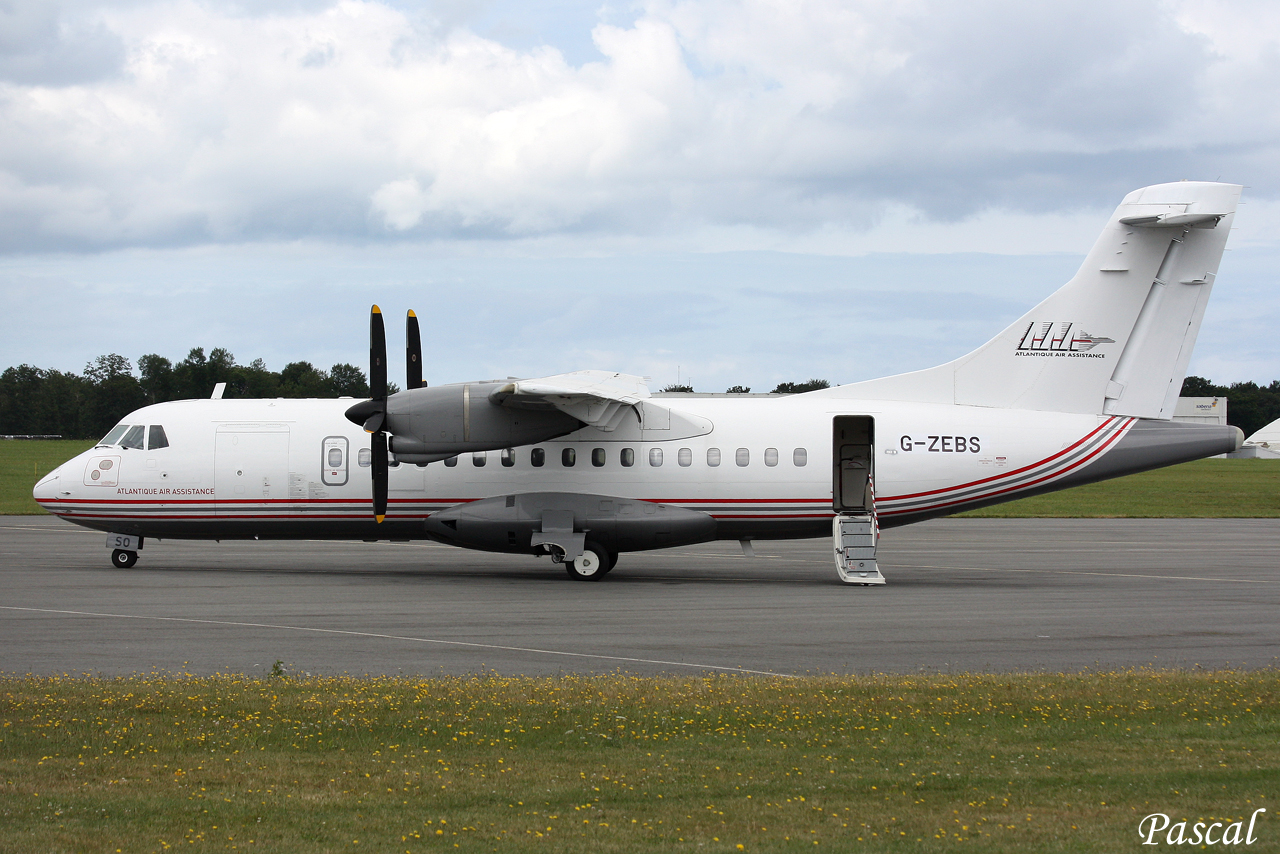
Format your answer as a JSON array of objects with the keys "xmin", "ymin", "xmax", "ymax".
[
  {"xmin": 98, "ymin": 424, "xmax": 164, "ymax": 450},
  {"xmin": 120, "ymin": 425, "xmax": 146, "ymax": 449},
  {"xmin": 99, "ymin": 425, "xmax": 129, "ymax": 446}
]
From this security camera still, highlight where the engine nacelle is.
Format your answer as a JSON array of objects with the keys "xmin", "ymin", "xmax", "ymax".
[
  {"xmin": 423, "ymin": 492, "xmax": 718, "ymax": 556},
  {"xmin": 380, "ymin": 382, "xmax": 582, "ymax": 456}
]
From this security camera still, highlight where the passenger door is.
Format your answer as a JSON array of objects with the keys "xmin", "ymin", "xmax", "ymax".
[{"xmin": 833, "ymin": 416, "xmax": 874, "ymax": 512}]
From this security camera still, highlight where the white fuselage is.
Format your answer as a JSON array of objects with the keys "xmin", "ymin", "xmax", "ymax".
[{"xmin": 34, "ymin": 393, "xmax": 1133, "ymax": 541}]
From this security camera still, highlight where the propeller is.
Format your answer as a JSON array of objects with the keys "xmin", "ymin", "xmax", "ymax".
[
  {"xmin": 406, "ymin": 309, "xmax": 424, "ymax": 390},
  {"xmin": 343, "ymin": 305, "xmax": 429, "ymax": 524},
  {"xmin": 344, "ymin": 305, "xmax": 389, "ymax": 523}
]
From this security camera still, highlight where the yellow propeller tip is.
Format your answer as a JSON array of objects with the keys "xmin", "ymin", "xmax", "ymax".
[
  {"xmin": 407, "ymin": 309, "xmax": 416, "ymax": 318},
  {"xmin": 376, "ymin": 514, "xmax": 385, "ymax": 524},
  {"xmin": 372, "ymin": 305, "xmax": 382, "ymax": 314}
]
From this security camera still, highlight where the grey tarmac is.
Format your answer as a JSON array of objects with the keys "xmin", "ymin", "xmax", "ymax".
[{"xmin": 1, "ymin": 516, "xmax": 1277, "ymax": 678}]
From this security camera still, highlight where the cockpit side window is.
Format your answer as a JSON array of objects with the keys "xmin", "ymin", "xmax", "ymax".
[
  {"xmin": 120, "ymin": 425, "xmax": 146, "ymax": 449},
  {"xmin": 100, "ymin": 425, "xmax": 129, "ymax": 446},
  {"xmin": 148, "ymin": 425, "xmax": 169, "ymax": 450}
]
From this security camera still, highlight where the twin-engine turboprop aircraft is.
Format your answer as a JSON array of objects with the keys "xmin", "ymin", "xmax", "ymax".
[{"xmin": 35, "ymin": 181, "xmax": 1245, "ymax": 583}]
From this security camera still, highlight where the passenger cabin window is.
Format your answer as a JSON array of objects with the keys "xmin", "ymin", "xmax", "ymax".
[
  {"xmin": 764, "ymin": 447, "xmax": 779, "ymax": 467},
  {"xmin": 707, "ymin": 448, "xmax": 721, "ymax": 466},
  {"xmin": 120, "ymin": 425, "xmax": 145, "ymax": 450},
  {"xmin": 736, "ymin": 448, "xmax": 750, "ymax": 467},
  {"xmin": 531, "ymin": 448, "xmax": 545, "ymax": 467},
  {"xmin": 147, "ymin": 425, "xmax": 169, "ymax": 450},
  {"xmin": 472, "ymin": 451, "xmax": 486, "ymax": 467},
  {"xmin": 678, "ymin": 448, "xmax": 692, "ymax": 467},
  {"xmin": 322, "ymin": 436, "xmax": 349, "ymax": 486},
  {"xmin": 501, "ymin": 448, "xmax": 515, "ymax": 467},
  {"xmin": 793, "ymin": 448, "xmax": 807, "ymax": 467},
  {"xmin": 444, "ymin": 456, "xmax": 458, "ymax": 467},
  {"xmin": 649, "ymin": 448, "xmax": 663, "ymax": 467},
  {"xmin": 562, "ymin": 448, "xmax": 576, "ymax": 467},
  {"xmin": 592, "ymin": 448, "xmax": 606, "ymax": 467},
  {"xmin": 358, "ymin": 448, "xmax": 372, "ymax": 467},
  {"xmin": 100, "ymin": 425, "xmax": 129, "ymax": 446},
  {"xmin": 620, "ymin": 448, "xmax": 635, "ymax": 467}
]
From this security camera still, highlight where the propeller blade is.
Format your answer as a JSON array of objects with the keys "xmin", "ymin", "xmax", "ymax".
[
  {"xmin": 406, "ymin": 309, "xmax": 423, "ymax": 390},
  {"xmin": 370, "ymin": 305, "xmax": 387, "ymax": 401},
  {"xmin": 372, "ymin": 431, "xmax": 388, "ymax": 523}
]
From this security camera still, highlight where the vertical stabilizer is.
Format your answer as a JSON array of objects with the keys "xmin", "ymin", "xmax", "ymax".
[{"xmin": 834, "ymin": 182, "xmax": 1241, "ymax": 417}]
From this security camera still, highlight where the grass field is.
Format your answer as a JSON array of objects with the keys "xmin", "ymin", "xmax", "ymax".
[
  {"xmin": 1, "ymin": 671, "xmax": 1275, "ymax": 853},
  {"xmin": 2, "ymin": 441, "xmax": 1278, "ymax": 517},
  {"xmin": 956, "ymin": 458, "xmax": 1280, "ymax": 518},
  {"xmin": 0, "ymin": 439, "xmax": 95, "ymax": 515}
]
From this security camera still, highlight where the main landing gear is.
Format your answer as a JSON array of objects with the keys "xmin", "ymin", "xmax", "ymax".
[{"xmin": 562, "ymin": 542, "xmax": 618, "ymax": 581}]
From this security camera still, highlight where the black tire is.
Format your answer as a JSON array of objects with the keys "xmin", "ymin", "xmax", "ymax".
[
  {"xmin": 564, "ymin": 543, "xmax": 608, "ymax": 581},
  {"xmin": 111, "ymin": 549, "xmax": 138, "ymax": 569},
  {"xmin": 600, "ymin": 551, "xmax": 619, "ymax": 575}
]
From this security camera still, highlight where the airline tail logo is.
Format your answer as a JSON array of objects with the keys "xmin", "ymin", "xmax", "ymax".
[{"xmin": 1016, "ymin": 322, "xmax": 1115, "ymax": 357}]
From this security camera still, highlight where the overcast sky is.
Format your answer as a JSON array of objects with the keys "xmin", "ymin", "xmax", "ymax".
[{"xmin": 2, "ymin": 0, "xmax": 1278, "ymax": 390}]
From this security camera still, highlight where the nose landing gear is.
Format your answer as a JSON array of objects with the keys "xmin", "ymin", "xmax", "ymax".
[
  {"xmin": 111, "ymin": 549, "xmax": 139, "ymax": 568},
  {"xmin": 106, "ymin": 533, "xmax": 142, "ymax": 568}
]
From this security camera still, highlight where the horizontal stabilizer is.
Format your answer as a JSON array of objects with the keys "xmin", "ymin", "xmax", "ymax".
[{"xmin": 1118, "ymin": 211, "xmax": 1228, "ymax": 228}]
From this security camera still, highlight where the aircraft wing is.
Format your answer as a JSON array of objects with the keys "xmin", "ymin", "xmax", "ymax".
[{"xmin": 488, "ymin": 370, "xmax": 651, "ymax": 432}]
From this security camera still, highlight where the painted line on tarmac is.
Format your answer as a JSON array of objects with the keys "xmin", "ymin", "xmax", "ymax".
[
  {"xmin": 0, "ymin": 524, "xmax": 96, "ymax": 533},
  {"xmin": 0, "ymin": 606, "xmax": 796, "ymax": 678},
  {"xmin": 888, "ymin": 564, "xmax": 1279, "ymax": 584}
]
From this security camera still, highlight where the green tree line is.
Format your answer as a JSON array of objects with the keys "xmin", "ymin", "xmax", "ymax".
[
  {"xmin": 1, "ymin": 349, "xmax": 372, "ymax": 440},
  {"xmin": 1179, "ymin": 376, "xmax": 1280, "ymax": 439}
]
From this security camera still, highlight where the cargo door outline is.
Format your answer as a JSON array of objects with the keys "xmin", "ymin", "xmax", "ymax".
[{"xmin": 214, "ymin": 424, "xmax": 290, "ymax": 515}]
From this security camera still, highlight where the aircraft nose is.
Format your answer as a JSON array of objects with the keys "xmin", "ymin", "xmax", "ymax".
[{"xmin": 33, "ymin": 468, "xmax": 62, "ymax": 506}]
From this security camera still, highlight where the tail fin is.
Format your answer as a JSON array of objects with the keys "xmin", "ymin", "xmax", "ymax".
[{"xmin": 841, "ymin": 181, "xmax": 1242, "ymax": 417}]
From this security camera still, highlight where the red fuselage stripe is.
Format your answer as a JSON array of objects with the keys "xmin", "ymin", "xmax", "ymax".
[
  {"xmin": 878, "ymin": 417, "xmax": 1126, "ymax": 502},
  {"xmin": 878, "ymin": 419, "xmax": 1129, "ymax": 516}
]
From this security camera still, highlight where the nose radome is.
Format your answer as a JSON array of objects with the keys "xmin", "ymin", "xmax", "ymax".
[{"xmin": 33, "ymin": 470, "xmax": 61, "ymax": 504}]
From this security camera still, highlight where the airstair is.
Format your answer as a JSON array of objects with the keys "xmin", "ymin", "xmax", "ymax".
[
  {"xmin": 832, "ymin": 415, "xmax": 884, "ymax": 585},
  {"xmin": 833, "ymin": 512, "xmax": 884, "ymax": 585}
]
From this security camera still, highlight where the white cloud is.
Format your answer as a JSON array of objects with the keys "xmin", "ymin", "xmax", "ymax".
[
  {"xmin": 372, "ymin": 177, "xmax": 429, "ymax": 229},
  {"xmin": 0, "ymin": 0, "xmax": 1276, "ymax": 253}
]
